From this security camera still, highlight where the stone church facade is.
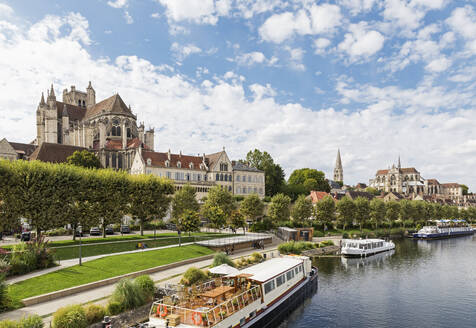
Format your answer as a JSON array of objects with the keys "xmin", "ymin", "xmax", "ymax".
[
  {"xmin": 369, "ymin": 157, "xmax": 463, "ymax": 200},
  {"xmin": 35, "ymin": 82, "xmax": 153, "ymax": 170}
]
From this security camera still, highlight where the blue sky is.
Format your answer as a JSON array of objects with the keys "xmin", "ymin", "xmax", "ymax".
[{"xmin": 1, "ymin": 0, "xmax": 476, "ymax": 189}]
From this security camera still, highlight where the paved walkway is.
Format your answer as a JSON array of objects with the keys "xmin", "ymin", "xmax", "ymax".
[{"xmin": 0, "ymin": 242, "xmax": 279, "ymax": 324}]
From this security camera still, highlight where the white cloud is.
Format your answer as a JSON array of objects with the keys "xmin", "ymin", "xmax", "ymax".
[
  {"xmin": 170, "ymin": 42, "xmax": 202, "ymax": 60},
  {"xmin": 314, "ymin": 38, "xmax": 331, "ymax": 55},
  {"xmin": 151, "ymin": 12, "xmax": 160, "ymax": 19},
  {"xmin": 386, "ymin": 23, "xmax": 453, "ymax": 73},
  {"xmin": 0, "ymin": 3, "xmax": 14, "ymax": 17},
  {"xmin": 338, "ymin": 22, "xmax": 384, "ymax": 62},
  {"xmin": 285, "ymin": 47, "xmax": 305, "ymax": 71},
  {"xmin": 259, "ymin": 4, "xmax": 341, "ymax": 43},
  {"xmin": 234, "ymin": 51, "xmax": 278, "ymax": 66},
  {"xmin": 124, "ymin": 10, "xmax": 133, "ymax": 24},
  {"xmin": 107, "ymin": 0, "xmax": 128, "ymax": 9},
  {"xmin": 158, "ymin": 0, "xmax": 219, "ymax": 25},
  {"xmin": 446, "ymin": 6, "xmax": 476, "ymax": 55},
  {"xmin": 2, "ymin": 11, "xmax": 476, "ymax": 189},
  {"xmin": 338, "ymin": 0, "xmax": 378, "ymax": 15}
]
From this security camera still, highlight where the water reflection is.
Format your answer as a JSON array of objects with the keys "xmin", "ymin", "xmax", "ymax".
[{"xmin": 278, "ymin": 236, "xmax": 476, "ymax": 328}]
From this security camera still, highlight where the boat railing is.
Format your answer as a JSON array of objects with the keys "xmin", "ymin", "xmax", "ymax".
[{"xmin": 150, "ymin": 285, "xmax": 262, "ymax": 327}]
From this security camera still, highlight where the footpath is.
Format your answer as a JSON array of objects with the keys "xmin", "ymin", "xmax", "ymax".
[{"xmin": 1, "ymin": 241, "xmax": 279, "ymax": 324}]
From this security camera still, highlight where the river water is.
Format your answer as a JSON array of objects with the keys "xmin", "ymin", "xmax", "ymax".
[{"xmin": 279, "ymin": 236, "xmax": 476, "ymax": 328}]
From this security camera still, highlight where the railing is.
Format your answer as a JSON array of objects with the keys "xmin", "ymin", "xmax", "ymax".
[
  {"xmin": 196, "ymin": 233, "xmax": 272, "ymax": 248},
  {"xmin": 151, "ymin": 286, "xmax": 262, "ymax": 327}
]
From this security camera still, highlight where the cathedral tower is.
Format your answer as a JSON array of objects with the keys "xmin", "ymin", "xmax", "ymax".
[{"xmin": 333, "ymin": 149, "xmax": 343, "ymax": 183}]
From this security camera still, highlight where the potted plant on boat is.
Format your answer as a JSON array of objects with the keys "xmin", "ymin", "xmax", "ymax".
[{"xmin": 201, "ymin": 313, "xmax": 208, "ymax": 326}]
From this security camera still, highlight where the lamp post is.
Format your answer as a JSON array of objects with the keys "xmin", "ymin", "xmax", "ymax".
[{"xmin": 78, "ymin": 225, "xmax": 83, "ymax": 266}]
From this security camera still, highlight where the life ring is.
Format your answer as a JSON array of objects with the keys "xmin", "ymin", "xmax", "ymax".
[
  {"xmin": 157, "ymin": 305, "xmax": 168, "ymax": 317},
  {"xmin": 191, "ymin": 312, "xmax": 202, "ymax": 325}
]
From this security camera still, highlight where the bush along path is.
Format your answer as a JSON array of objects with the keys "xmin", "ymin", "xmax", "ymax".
[{"xmin": 7, "ymin": 244, "xmax": 214, "ymax": 306}]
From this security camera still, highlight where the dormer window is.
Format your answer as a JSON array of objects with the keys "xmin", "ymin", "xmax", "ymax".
[
  {"xmin": 165, "ymin": 160, "xmax": 170, "ymax": 167},
  {"xmin": 189, "ymin": 162, "xmax": 194, "ymax": 169},
  {"xmin": 147, "ymin": 158, "xmax": 151, "ymax": 165},
  {"xmin": 177, "ymin": 161, "xmax": 181, "ymax": 168}
]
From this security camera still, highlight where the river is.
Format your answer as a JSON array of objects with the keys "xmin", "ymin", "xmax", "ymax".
[{"xmin": 279, "ymin": 236, "xmax": 476, "ymax": 328}]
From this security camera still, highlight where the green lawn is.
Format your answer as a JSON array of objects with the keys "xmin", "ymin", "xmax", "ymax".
[
  {"xmin": 8, "ymin": 244, "xmax": 214, "ymax": 302},
  {"xmin": 52, "ymin": 235, "xmax": 224, "ymax": 261}
]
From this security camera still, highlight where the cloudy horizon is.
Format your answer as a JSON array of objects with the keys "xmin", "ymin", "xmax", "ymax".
[{"xmin": 0, "ymin": 0, "xmax": 475, "ymax": 189}]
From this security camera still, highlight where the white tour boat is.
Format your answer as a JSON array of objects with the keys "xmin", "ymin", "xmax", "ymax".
[
  {"xmin": 341, "ymin": 238, "xmax": 395, "ymax": 257},
  {"xmin": 413, "ymin": 220, "xmax": 474, "ymax": 239},
  {"xmin": 147, "ymin": 255, "xmax": 317, "ymax": 327}
]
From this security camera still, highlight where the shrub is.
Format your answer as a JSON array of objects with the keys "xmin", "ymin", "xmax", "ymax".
[
  {"xmin": 84, "ymin": 304, "xmax": 105, "ymax": 325},
  {"xmin": 18, "ymin": 315, "xmax": 43, "ymax": 328},
  {"xmin": 44, "ymin": 228, "xmax": 70, "ymax": 237},
  {"xmin": 8, "ymin": 236, "xmax": 56, "ymax": 276},
  {"xmin": 106, "ymin": 301, "xmax": 123, "ymax": 316},
  {"xmin": 110, "ymin": 278, "xmax": 145, "ymax": 311},
  {"xmin": 342, "ymin": 232, "xmax": 349, "ymax": 239},
  {"xmin": 319, "ymin": 240, "xmax": 334, "ymax": 247},
  {"xmin": 0, "ymin": 320, "xmax": 17, "ymax": 328},
  {"xmin": 134, "ymin": 275, "xmax": 155, "ymax": 301},
  {"xmin": 278, "ymin": 241, "xmax": 316, "ymax": 255},
  {"xmin": 0, "ymin": 274, "xmax": 10, "ymax": 312},
  {"xmin": 250, "ymin": 252, "xmax": 263, "ymax": 263},
  {"xmin": 211, "ymin": 253, "xmax": 235, "ymax": 268},
  {"xmin": 180, "ymin": 267, "xmax": 208, "ymax": 286},
  {"xmin": 52, "ymin": 304, "xmax": 88, "ymax": 328}
]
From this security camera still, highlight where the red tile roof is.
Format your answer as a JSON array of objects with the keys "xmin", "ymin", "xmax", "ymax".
[
  {"xmin": 376, "ymin": 167, "xmax": 419, "ymax": 175},
  {"xmin": 441, "ymin": 183, "xmax": 460, "ymax": 188},
  {"xmin": 104, "ymin": 138, "xmax": 145, "ymax": 150},
  {"xmin": 309, "ymin": 191, "xmax": 330, "ymax": 203},
  {"xmin": 142, "ymin": 150, "xmax": 206, "ymax": 171},
  {"xmin": 427, "ymin": 179, "xmax": 440, "ymax": 185},
  {"xmin": 376, "ymin": 169, "xmax": 389, "ymax": 175}
]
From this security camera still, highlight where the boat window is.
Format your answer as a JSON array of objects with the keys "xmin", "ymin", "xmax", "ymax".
[
  {"xmin": 276, "ymin": 274, "xmax": 285, "ymax": 287},
  {"xmin": 264, "ymin": 280, "xmax": 276, "ymax": 294},
  {"xmin": 286, "ymin": 269, "xmax": 295, "ymax": 281},
  {"xmin": 295, "ymin": 267, "xmax": 299, "ymax": 274}
]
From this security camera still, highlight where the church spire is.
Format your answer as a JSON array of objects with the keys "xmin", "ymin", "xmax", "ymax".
[
  {"xmin": 398, "ymin": 155, "xmax": 401, "ymax": 169},
  {"xmin": 40, "ymin": 92, "xmax": 45, "ymax": 105},
  {"xmin": 333, "ymin": 148, "xmax": 343, "ymax": 183},
  {"xmin": 49, "ymin": 84, "xmax": 55, "ymax": 98}
]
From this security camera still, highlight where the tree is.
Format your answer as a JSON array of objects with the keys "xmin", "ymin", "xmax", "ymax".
[
  {"xmin": 315, "ymin": 195, "xmax": 336, "ymax": 229},
  {"xmin": 399, "ymin": 200, "xmax": 415, "ymax": 226},
  {"xmin": 423, "ymin": 202, "xmax": 435, "ymax": 221},
  {"xmin": 268, "ymin": 193, "xmax": 291, "ymax": 222},
  {"xmin": 354, "ymin": 197, "xmax": 370, "ymax": 232},
  {"xmin": 433, "ymin": 203, "xmax": 443, "ymax": 220},
  {"xmin": 280, "ymin": 184, "xmax": 307, "ymax": 202},
  {"xmin": 240, "ymin": 194, "xmax": 264, "ymax": 223},
  {"xmin": 201, "ymin": 186, "xmax": 235, "ymax": 221},
  {"xmin": 461, "ymin": 184, "xmax": 469, "ymax": 196},
  {"xmin": 176, "ymin": 210, "xmax": 201, "ymax": 236},
  {"xmin": 365, "ymin": 187, "xmax": 381, "ymax": 196},
  {"xmin": 385, "ymin": 201, "xmax": 400, "ymax": 224},
  {"xmin": 336, "ymin": 196, "xmax": 355, "ymax": 230},
  {"xmin": 291, "ymin": 195, "xmax": 313, "ymax": 224},
  {"xmin": 67, "ymin": 150, "xmax": 101, "ymax": 169},
  {"xmin": 128, "ymin": 174, "xmax": 174, "ymax": 236},
  {"xmin": 172, "ymin": 185, "xmax": 199, "ymax": 220},
  {"xmin": 288, "ymin": 168, "xmax": 330, "ymax": 193},
  {"xmin": 206, "ymin": 206, "xmax": 227, "ymax": 230},
  {"xmin": 413, "ymin": 201, "xmax": 425, "ymax": 222},
  {"xmin": 370, "ymin": 198, "xmax": 386, "ymax": 229},
  {"xmin": 228, "ymin": 210, "xmax": 246, "ymax": 233},
  {"xmin": 245, "ymin": 149, "xmax": 285, "ymax": 197}
]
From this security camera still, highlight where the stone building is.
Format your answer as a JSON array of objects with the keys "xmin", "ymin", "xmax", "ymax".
[
  {"xmin": 131, "ymin": 148, "xmax": 265, "ymax": 200},
  {"xmin": 0, "ymin": 138, "xmax": 36, "ymax": 161},
  {"xmin": 333, "ymin": 149, "xmax": 343, "ymax": 183},
  {"xmin": 369, "ymin": 157, "xmax": 463, "ymax": 200},
  {"xmin": 35, "ymin": 82, "xmax": 153, "ymax": 170}
]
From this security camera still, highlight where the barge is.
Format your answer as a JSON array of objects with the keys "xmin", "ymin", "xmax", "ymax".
[
  {"xmin": 413, "ymin": 220, "xmax": 474, "ymax": 239},
  {"xmin": 147, "ymin": 255, "xmax": 318, "ymax": 327}
]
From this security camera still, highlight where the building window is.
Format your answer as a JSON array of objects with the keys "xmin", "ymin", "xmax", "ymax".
[
  {"xmin": 177, "ymin": 161, "xmax": 181, "ymax": 168},
  {"xmin": 220, "ymin": 173, "xmax": 224, "ymax": 181},
  {"xmin": 165, "ymin": 160, "xmax": 170, "ymax": 167},
  {"xmin": 112, "ymin": 153, "xmax": 117, "ymax": 168},
  {"xmin": 166, "ymin": 171, "xmax": 171, "ymax": 179},
  {"xmin": 186, "ymin": 173, "xmax": 190, "ymax": 181},
  {"xmin": 236, "ymin": 187, "xmax": 241, "ymax": 194},
  {"xmin": 127, "ymin": 128, "xmax": 131, "ymax": 138},
  {"xmin": 248, "ymin": 176, "xmax": 251, "ymax": 182},
  {"xmin": 248, "ymin": 187, "xmax": 252, "ymax": 194},
  {"xmin": 229, "ymin": 174, "xmax": 232, "ymax": 181},
  {"xmin": 105, "ymin": 152, "xmax": 109, "ymax": 168},
  {"xmin": 147, "ymin": 158, "xmax": 151, "ymax": 165},
  {"xmin": 220, "ymin": 163, "xmax": 228, "ymax": 171},
  {"xmin": 216, "ymin": 173, "xmax": 219, "ymax": 181},
  {"xmin": 224, "ymin": 174, "xmax": 228, "ymax": 182},
  {"xmin": 197, "ymin": 174, "xmax": 201, "ymax": 181},
  {"xmin": 189, "ymin": 162, "xmax": 194, "ymax": 169},
  {"xmin": 237, "ymin": 175, "xmax": 240, "ymax": 182},
  {"xmin": 228, "ymin": 186, "xmax": 232, "ymax": 192},
  {"xmin": 78, "ymin": 100, "xmax": 81, "ymax": 106},
  {"xmin": 118, "ymin": 154, "xmax": 122, "ymax": 169}
]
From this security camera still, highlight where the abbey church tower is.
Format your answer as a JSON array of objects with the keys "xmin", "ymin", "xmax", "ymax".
[{"xmin": 333, "ymin": 149, "xmax": 343, "ymax": 183}]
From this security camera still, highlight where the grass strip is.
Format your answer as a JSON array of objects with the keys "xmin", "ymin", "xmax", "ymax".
[{"xmin": 8, "ymin": 244, "xmax": 214, "ymax": 302}]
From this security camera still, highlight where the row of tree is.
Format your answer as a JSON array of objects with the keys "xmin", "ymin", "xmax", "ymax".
[
  {"xmin": 0, "ymin": 159, "xmax": 174, "ymax": 238},
  {"xmin": 264, "ymin": 193, "xmax": 476, "ymax": 230},
  {"xmin": 243, "ymin": 149, "xmax": 329, "ymax": 200}
]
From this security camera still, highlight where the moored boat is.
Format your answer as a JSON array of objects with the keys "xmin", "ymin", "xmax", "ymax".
[
  {"xmin": 341, "ymin": 239, "xmax": 395, "ymax": 258},
  {"xmin": 147, "ymin": 255, "xmax": 317, "ymax": 327},
  {"xmin": 413, "ymin": 220, "xmax": 474, "ymax": 239}
]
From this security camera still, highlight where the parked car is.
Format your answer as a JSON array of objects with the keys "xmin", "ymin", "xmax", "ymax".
[
  {"xmin": 105, "ymin": 226, "xmax": 114, "ymax": 235},
  {"xmin": 90, "ymin": 227, "xmax": 101, "ymax": 236},
  {"xmin": 20, "ymin": 231, "xmax": 31, "ymax": 241},
  {"xmin": 166, "ymin": 223, "xmax": 177, "ymax": 231},
  {"xmin": 74, "ymin": 229, "xmax": 84, "ymax": 237},
  {"xmin": 120, "ymin": 225, "xmax": 130, "ymax": 234}
]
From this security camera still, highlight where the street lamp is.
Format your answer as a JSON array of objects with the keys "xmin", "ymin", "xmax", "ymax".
[{"xmin": 78, "ymin": 225, "xmax": 83, "ymax": 266}]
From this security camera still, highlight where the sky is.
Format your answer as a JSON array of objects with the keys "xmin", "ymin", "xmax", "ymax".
[{"xmin": 0, "ymin": 0, "xmax": 475, "ymax": 189}]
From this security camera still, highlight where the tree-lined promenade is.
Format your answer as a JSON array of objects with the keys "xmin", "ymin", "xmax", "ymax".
[{"xmin": 0, "ymin": 159, "xmax": 174, "ymax": 238}]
